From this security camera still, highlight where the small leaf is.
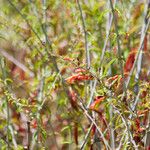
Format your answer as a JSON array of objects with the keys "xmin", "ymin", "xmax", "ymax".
[{"xmin": 61, "ymin": 126, "xmax": 70, "ymax": 132}]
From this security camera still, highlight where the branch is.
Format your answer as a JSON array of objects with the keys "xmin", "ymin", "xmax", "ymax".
[
  {"xmin": 121, "ymin": 2, "xmax": 150, "ymax": 101},
  {"xmin": 109, "ymin": 0, "xmax": 126, "ymax": 94},
  {"xmin": 0, "ymin": 48, "xmax": 34, "ymax": 77},
  {"xmin": 77, "ymin": 0, "xmax": 90, "ymax": 69},
  {"xmin": 100, "ymin": 0, "xmax": 117, "ymax": 66},
  {"xmin": 113, "ymin": 106, "xmax": 138, "ymax": 149},
  {"xmin": 27, "ymin": 121, "xmax": 31, "ymax": 150},
  {"xmin": 87, "ymin": 0, "xmax": 117, "ymax": 108},
  {"xmin": 134, "ymin": 0, "xmax": 149, "ymax": 95},
  {"xmin": 80, "ymin": 123, "xmax": 93, "ymax": 149},
  {"xmin": 78, "ymin": 100, "xmax": 111, "ymax": 150}
]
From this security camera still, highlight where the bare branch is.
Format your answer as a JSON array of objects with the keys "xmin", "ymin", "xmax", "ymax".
[
  {"xmin": 80, "ymin": 123, "xmax": 93, "ymax": 149},
  {"xmin": 77, "ymin": 0, "xmax": 90, "ymax": 69},
  {"xmin": 109, "ymin": 0, "xmax": 126, "ymax": 94},
  {"xmin": 121, "ymin": 2, "xmax": 150, "ymax": 101},
  {"xmin": 0, "ymin": 48, "xmax": 34, "ymax": 78},
  {"xmin": 78, "ymin": 100, "xmax": 111, "ymax": 150}
]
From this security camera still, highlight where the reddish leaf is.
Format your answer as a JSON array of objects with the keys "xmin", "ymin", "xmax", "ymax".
[
  {"xmin": 63, "ymin": 57, "xmax": 73, "ymax": 61},
  {"xmin": 137, "ymin": 109, "xmax": 148, "ymax": 115},
  {"xmin": 133, "ymin": 118, "xmax": 145, "ymax": 137},
  {"xmin": 133, "ymin": 133, "xmax": 141, "ymax": 143},
  {"xmin": 142, "ymin": 51, "xmax": 150, "ymax": 72},
  {"xmin": 11, "ymin": 64, "xmax": 25, "ymax": 80},
  {"xmin": 146, "ymin": 146, "xmax": 150, "ymax": 150},
  {"xmin": 66, "ymin": 73, "xmax": 93, "ymax": 84},
  {"xmin": 107, "ymin": 74, "xmax": 129, "ymax": 95},
  {"xmin": 113, "ymin": 46, "xmax": 117, "ymax": 55},
  {"xmin": 97, "ymin": 110, "xmax": 108, "ymax": 129},
  {"xmin": 31, "ymin": 120, "xmax": 37, "ymax": 129},
  {"xmin": 135, "ymin": 118, "xmax": 140, "ymax": 129},
  {"xmin": 140, "ymin": 90, "xmax": 147, "ymax": 98},
  {"xmin": 91, "ymin": 125, "xmax": 96, "ymax": 136},
  {"xmin": 90, "ymin": 144, "xmax": 94, "ymax": 150},
  {"xmin": 137, "ymin": 127, "xmax": 145, "ymax": 133},
  {"xmin": 124, "ymin": 50, "xmax": 136, "ymax": 73},
  {"xmin": 60, "ymin": 67, "xmax": 67, "ymax": 75},
  {"xmin": 89, "ymin": 96, "xmax": 105, "ymax": 110},
  {"xmin": 68, "ymin": 88, "xmax": 78, "ymax": 110},
  {"xmin": 74, "ymin": 68, "xmax": 86, "ymax": 73},
  {"xmin": 18, "ymin": 126, "xmax": 26, "ymax": 133},
  {"xmin": 143, "ymin": 110, "xmax": 149, "ymax": 126},
  {"xmin": 107, "ymin": 75, "xmax": 119, "ymax": 84},
  {"xmin": 144, "ymin": 35, "xmax": 147, "ymax": 51}
]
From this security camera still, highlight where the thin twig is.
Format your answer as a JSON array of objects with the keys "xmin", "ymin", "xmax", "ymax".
[
  {"xmin": 121, "ymin": 3, "xmax": 150, "ymax": 101},
  {"xmin": 117, "ymin": 129, "xmax": 127, "ymax": 150},
  {"xmin": 113, "ymin": 106, "xmax": 138, "ymax": 149},
  {"xmin": 27, "ymin": 121, "xmax": 31, "ymax": 150},
  {"xmin": 9, "ymin": 125, "xmax": 17, "ymax": 149},
  {"xmin": 106, "ymin": 2, "xmax": 116, "ymax": 148},
  {"xmin": 129, "ymin": 92, "xmax": 140, "ymax": 119},
  {"xmin": 40, "ymin": 71, "xmax": 61, "ymax": 108},
  {"xmin": 78, "ymin": 100, "xmax": 111, "ymax": 150},
  {"xmin": 77, "ymin": 0, "xmax": 90, "ymax": 69},
  {"xmin": 0, "ymin": 132, "xmax": 9, "ymax": 146},
  {"xmin": 100, "ymin": 0, "xmax": 117, "ymax": 66},
  {"xmin": 87, "ymin": 0, "xmax": 117, "ymax": 108},
  {"xmin": 109, "ymin": 105, "xmax": 115, "ymax": 149},
  {"xmin": 80, "ymin": 123, "xmax": 93, "ymax": 150},
  {"xmin": 85, "ymin": 1, "xmax": 117, "ymax": 147},
  {"xmin": 87, "ymin": 79, "xmax": 97, "ymax": 108},
  {"xmin": 134, "ymin": 0, "xmax": 149, "ymax": 97},
  {"xmin": 0, "ymin": 48, "xmax": 34, "ymax": 77},
  {"xmin": 109, "ymin": 0, "xmax": 126, "ymax": 96},
  {"xmin": 37, "ymin": 72, "xmax": 45, "ymax": 148}
]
